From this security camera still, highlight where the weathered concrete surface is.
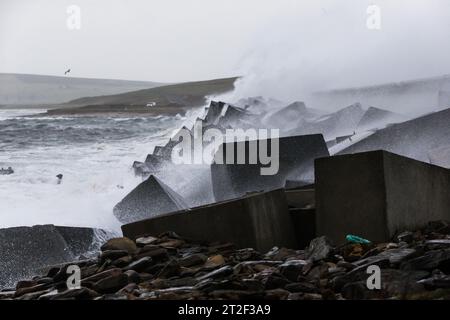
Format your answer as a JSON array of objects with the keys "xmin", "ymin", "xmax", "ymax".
[
  {"xmin": 122, "ymin": 189, "xmax": 297, "ymax": 252},
  {"xmin": 356, "ymin": 106, "xmax": 406, "ymax": 131},
  {"xmin": 0, "ymin": 225, "xmax": 115, "ymax": 289},
  {"xmin": 204, "ymin": 101, "xmax": 226, "ymax": 126},
  {"xmin": 339, "ymin": 108, "xmax": 450, "ymax": 168},
  {"xmin": 285, "ymin": 189, "xmax": 315, "ymax": 209},
  {"xmin": 211, "ymin": 134, "xmax": 329, "ymax": 202},
  {"xmin": 289, "ymin": 103, "xmax": 365, "ymax": 140},
  {"xmin": 315, "ymin": 150, "xmax": 450, "ymax": 244},
  {"xmin": 311, "ymin": 74, "xmax": 450, "ymax": 116},
  {"xmin": 289, "ymin": 208, "xmax": 316, "ymax": 249},
  {"xmin": 54, "ymin": 226, "xmax": 114, "ymax": 257},
  {"xmin": 113, "ymin": 175, "xmax": 189, "ymax": 224}
]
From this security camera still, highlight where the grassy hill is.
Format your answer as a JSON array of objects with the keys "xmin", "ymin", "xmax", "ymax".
[
  {"xmin": 45, "ymin": 77, "xmax": 238, "ymax": 116},
  {"xmin": 0, "ymin": 73, "xmax": 163, "ymax": 106}
]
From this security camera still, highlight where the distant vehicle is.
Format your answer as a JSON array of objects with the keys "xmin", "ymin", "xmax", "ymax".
[{"xmin": 146, "ymin": 102, "xmax": 157, "ymax": 107}]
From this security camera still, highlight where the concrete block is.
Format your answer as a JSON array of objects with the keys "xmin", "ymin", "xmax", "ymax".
[
  {"xmin": 204, "ymin": 101, "xmax": 226, "ymax": 126},
  {"xmin": 285, "ymin": 189, "xmax": 315, "ymax": 209},
  {"xmin": 122, "ymin": 189, "xmax": 297, "ymax": 252},
  {"xmin": 289, "ymin": 208, "xmax": 316, "ymax": 249},
  {"xmin": 113, "ymin": 175, "xmax": 190, "ymax": 224},
  {"xmin": 0, "ymin": 225, "xmax": 115, "ymax": 289},
  {"xmin": 315, "ymin": 150, "xmax": 450, "ymax": 244},
  {"xmin": 211, "ymin": 134, "xmax": 329, "ymax": 202}
]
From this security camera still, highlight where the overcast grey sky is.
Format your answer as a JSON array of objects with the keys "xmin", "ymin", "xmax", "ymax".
[{"xmin": 1, "ymin": 0, "xmax": 450, "ymax": 93}]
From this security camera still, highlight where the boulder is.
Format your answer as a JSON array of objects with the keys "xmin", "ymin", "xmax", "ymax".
[{"xmin": 113, "ymin": 175, "xmax": 190, "ymax": 224}]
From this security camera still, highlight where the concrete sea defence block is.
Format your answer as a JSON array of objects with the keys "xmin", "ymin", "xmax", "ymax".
[
  {"xmin": 211, "ymin": 134, "xmax": 329, "ymax": 202},
  {"xmin": 122, "ymin": 189, "xmax": 297, "ymax": 252},
  {"xmin": 315, "ymin": 150, "xmax": 450, "ymax": 244},
  {"xmin": 113, "ymin": 175, "xmax": 190, "ymax": 224},
  {"xmin": 0, "ymin": 225, "xmax": 114, "ymax": 288}
]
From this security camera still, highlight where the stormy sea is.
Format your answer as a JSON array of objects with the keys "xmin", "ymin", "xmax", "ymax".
[{"xmin": 0, "ymin": 108, "xmax": 193, "ymax": 231}]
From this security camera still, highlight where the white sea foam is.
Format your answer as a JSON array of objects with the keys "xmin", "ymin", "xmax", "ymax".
[{"xmin": 0, "ymin": 109, "xmax": 192, "ymax": 232}]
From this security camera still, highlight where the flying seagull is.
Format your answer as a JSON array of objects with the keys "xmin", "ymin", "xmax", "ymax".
[{"xmin": 64, "ymin": 68, "xmax": 71, "ymax": 75}]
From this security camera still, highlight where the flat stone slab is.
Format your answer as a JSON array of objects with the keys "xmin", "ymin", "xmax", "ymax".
[
  {"xmin": 122, "ymin": 189, "xmax": 297, "ymax": 252},
  {"xmin": 315, "ymin": 150, "xmax": 450, "ymax": 244}
]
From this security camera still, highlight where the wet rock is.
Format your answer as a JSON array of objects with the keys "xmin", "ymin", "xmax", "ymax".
[
  {"xmin": 279, "ymin": 260, "xmax": 307, "ymax": 282},
  {"xmin": 424, "ymin": 220, "xmax": 450, "ymax": 235},
  {"xmin": 82, "ymin": 268, "xmax": 123, "ymax": 285},
  {"xmin": 306, "ymin": 236, "xmax": 334, "ymax": 262},
  {"xmin": 157, "ymin": 259, "xmax": 181, "ymax": 278},
  {"xmin": 44, "ymin": 288, "xmax": 99, "ymax": 300},
  {"xmin": 124, "ymin": 270, "xmax": 141, "ymax": 284},
  {"xmin": 17, "ymin": 289, "xmax": 55, "ymax": 300},
  {"xmin": 16, "ymin": 280, "xmax": 37, "ymax": 291},
  {"xmin": 179, "ymin": 253, "xmax": 207, "ymax": 267},
  {"xmin": 118, "ymin": 283, "xmax": 139, "ymax": 294},
  {"xmin": 265, "ymin": 247, "xmax": 298, "ymax": 261},
  {"xmin": 158, "ymin": 239, "xmax": 185, "ymax": 249},
  {"xmin": 401, "ymin": 249, "xmax": 450, "ymax": 272},
  {"xmin": 14, "ymin": 283, "xmax": 52, "ymax": 298},
  {"xmin": 204, "ymin": 254, "xmax": 225, "ymax": 269},
  {"xmin": 196, "ymin": 266, "xmax": 233, "ymax": 282},
  {"xmin": 396, "ymin": 231, "xmax": 414, "ymax": 243},
  {"xmin": 230, "ymin": 248, "xmax": 263, "ymax": 262},
  {"xmin": 136, "ymin": 236, "xmax": 158, "ymax": 246},
  {"xmin": 424, "ymin": 239, "xmax": 450, "ymax": 250},
  {"xmin": 285, "ymin": 282, "xmax": 318, "ymax": 293},
  {"xmin": 93, "ymin": 273, "xmax": 129, "ymax": 294},
  {"xmin": 100, "ymin": 250, "xmax": 129, "ymax": 262},
  {"xmin": 418, "ymin": 274, "xmax": 450, "ymax": 289},
  {"xmin": 101, "ymin": 238, "xmax": 137, "ymax": 254},
  {"xmin": 378, "ymin": 248, "xmax": 418, "ymax": 265},
  {"xmin": 264, "ymin": 288, "xmax": 290, "ymax": 300},
  {"xmin": 112, "ymin": 255, "xmax": 133, "ymax": 268},
  {"xmin": 137, "ymin": 245, "xmax": 169, "ymax": 260},
  {"xmin": 124, "ymin": 257, "xmax": 153, "ymax": 272}
]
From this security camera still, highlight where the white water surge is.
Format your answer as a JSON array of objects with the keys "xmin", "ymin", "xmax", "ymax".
[{"xmin": 0, "ymin": 108, "xmax": 195, "ymax": 232}]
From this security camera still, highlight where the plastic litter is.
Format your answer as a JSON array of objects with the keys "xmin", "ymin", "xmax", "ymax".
[{"xmin": 346, "ymin": 234, "xmax": 371, "ymax": 244}]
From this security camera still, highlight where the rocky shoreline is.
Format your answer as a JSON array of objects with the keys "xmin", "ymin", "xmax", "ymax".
[{"xmin": 2, "ymin": 220, "xmax": 449, "ymax": 300}]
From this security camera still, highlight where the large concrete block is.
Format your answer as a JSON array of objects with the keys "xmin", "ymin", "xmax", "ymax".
[
  {"xmin": 289, "ymin": 208, "xmax": 316, "ymax": 249},
  {"xmin": 211, "ymin": 134, "xmax": 329, "ymax": 202},
  {"xmin": 339, "ymin": 107, "xmax": 450, "ymax": 167},
  {"xmin": 113, "ymin": 175, "xmax": 189, "ymax": 224},
  {"xmin": 122, "ymin": 189, "xmax": 297, "ymax": 252},
  {"xmin": 285, "ymin": 189, "xmax": 315, "ymax": 209},
  {"xmin": 204, "ymin": 101, "xmax": 226, "ymax": 126},
  {"xmin": 315, "ymin": 150, "xmax": 450, "ymax": 244},
  {"xmin": 0, "ymin": 225, "xmax": 115, "ymax": 289}
]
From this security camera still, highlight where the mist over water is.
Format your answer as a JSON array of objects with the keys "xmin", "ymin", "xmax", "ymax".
[{"xmin": 226, "ymin": 0, "xmax": 450, "ymax": 116}]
